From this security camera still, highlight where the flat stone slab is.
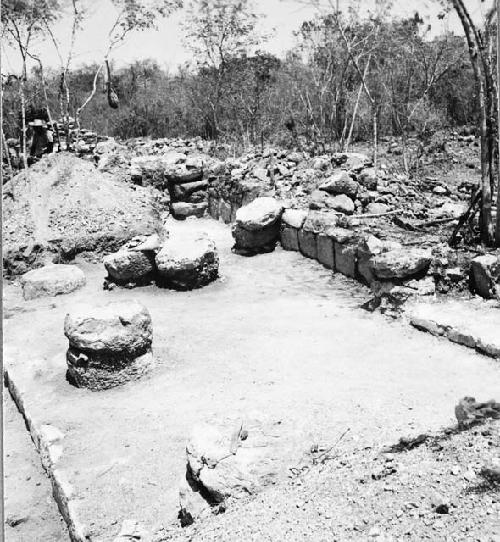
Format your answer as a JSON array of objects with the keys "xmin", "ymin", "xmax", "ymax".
[
  {"xmin": 20, "ymin": 264, "xmax": 86, "ymax": 300},
  {"xmin": 4, "ymin": 218, "xmax": 500, "ymax": 541},
  {"xmin": 407, "ymin": 298, "xmax": 500, "ymax": 358}
]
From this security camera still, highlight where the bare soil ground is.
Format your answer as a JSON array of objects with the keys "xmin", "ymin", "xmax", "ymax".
[
  {"xmin": 3, "ymin": 392, "xmax": 68, "ymax": 542},
  {"xmin": 3, "ymin": 217, "xmax": 499, "ymax": 541}
]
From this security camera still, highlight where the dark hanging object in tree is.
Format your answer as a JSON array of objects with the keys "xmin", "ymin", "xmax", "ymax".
[{"xmin": 105, "ymin": 59, "xmax": 119, "ymax": 109}]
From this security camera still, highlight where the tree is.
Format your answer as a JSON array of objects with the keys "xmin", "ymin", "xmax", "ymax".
[
  {"xmin": 75, "ymin": 0, "xmax": 182, "ymax": 133},
  {"xmin": 445, "ymin": 0, "xmax": 496, "ymax": 246},
  {"xmin": 1, "ymin": 0, "xmax": 60, "ymax": 165},
  {"xmin": 182, "ymin": 0, "xmax": 263, "ymax": 139}
]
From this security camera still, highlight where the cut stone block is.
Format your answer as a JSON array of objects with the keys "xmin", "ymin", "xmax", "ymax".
[
  {"xmin": 298, "ymin": 229, "xmax": 317, "ymax": 260},
  {"xmin": 317, "ymin": 234, "xmax": 335, "ymax": 269},
  {"xmin": 21, "ymin": 264, "xmax": 86, "ymax": 301},
  {"xmin": 170, "ymin": 202, "xmax": 207, "ymax": 220},
  {"xmin": 280, "ymin": 226, "xmax": 299, "ymax": 251}
]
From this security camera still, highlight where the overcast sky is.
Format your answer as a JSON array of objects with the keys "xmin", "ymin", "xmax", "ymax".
[{"xmin": 1, "ymin": 0, "xmax": 494, "ymax": 75}]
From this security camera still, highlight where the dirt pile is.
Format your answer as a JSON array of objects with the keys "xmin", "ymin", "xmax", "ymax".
[{"xmin": 3, "ymin": 153, "xmax": 161, "ymax": 275}]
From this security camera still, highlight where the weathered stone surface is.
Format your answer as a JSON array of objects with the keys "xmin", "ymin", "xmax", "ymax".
[
  {"xmin": 232, "ymin": 197, "xmax": 283, "ymax": 253},
  {"xmin": 470, "ymin": 254, "xmax": 500, "ymax": 299},
  {"xmin": 357, "ymin": 235, "xmax": 402, "ymax": 285},
  {"xmin": 317, "ymin": 233, "xmax": 335, "ymax": 269},
  {"xmin": 103, "ymin": 250, "xmax": 155, "ymax": 284},
  {"xmin": 328, "ymin": 194, "xmax": 355, "ymax": 215},
  {"xmin": 282, "ymin": 209, "xmax": 308, "ymax": 229},
  {"xmin": 298, "ymin": 229, "xmax": 317, "ymax": 260},
  {"xmin": 219, "ymin": 200, "xmax": 232, "ymax": 224},
  {"xmin": 365, "ymin": 202, "xmax": 389, "ymax": 215},
  {"xmin": 169, "ymin": 180, "xmax": 208, "ymax": 202},
  {"xmin": 372, "ymin": 248, "xmax": 432, "ymax": 280},
  {"xmin": 302, "ymin": 211, "xmax": 338, "ymax": 234},
  {"xmin": 64, "ymin": 301, "xmax": 153, "ymax": 390},
  {"xmin": 182, "ymin": 420, "xmax": 282, "ymax": 523},
  {"xmin": 165, "ymin": 166, "xmax": 203, "ymax": 185},
  {"xmin": 280, "ymin": 226, "xmax": 299, "ymax": 251},
  {"xmin": 21, "ymin": 264, "xmax": 86, "ymax": 300},
  {"xmin": 328, "ymin": 228, "xmax": 357, "ymax": 278},
  {"xmin": 334, "ymin": 242, "xmax": 357, "ymax": 278},
  {"xmin": 64, "ymin": 301, "xmax": 153, "ymax": 355},
  {"xmin": 319, "ymin": 171, "xmax": 359, "ymax": 199},
  {"xmin": 155, "ymin": 235, "xmax": 218, "ymax": 290},
  {"xmin": 208, "ymin": 196, "xmax": 220, "ymax": 220},
  {"xmin": 234, "ymin": 197, "xmax": 283, "ymax": 231},
  {"xmin": 170, "ymin": 202, "xmax": 207, "ymax": 220},
  {"xmin": 358, "ymin": 167, "xmax": 378, "ymax": 190}
]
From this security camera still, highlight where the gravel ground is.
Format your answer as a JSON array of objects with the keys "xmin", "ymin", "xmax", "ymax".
[{"xmin": 158, "ymin": 420, "xmax": 500, "ymax": 541}]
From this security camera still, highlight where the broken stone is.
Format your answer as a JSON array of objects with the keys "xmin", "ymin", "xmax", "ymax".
[
  {"xmin": 64, "ymin": 301, "xmax": 153, "ymax": 390},
  {"xmin": 156, "ymin": 234, "xmax": 218, "ymax": 290},
  {"xmin": 20, "ymin": 264, "xmax": 86, "ymax": 301}
]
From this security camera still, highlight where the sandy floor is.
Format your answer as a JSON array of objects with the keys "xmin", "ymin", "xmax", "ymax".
[
  {"xmin": 3, "ymin": 392, "xmax": 68, "ymax": 542},
  {"xmin": 3, "ymin": 217, "xmax": 500, "ymax": 541}
]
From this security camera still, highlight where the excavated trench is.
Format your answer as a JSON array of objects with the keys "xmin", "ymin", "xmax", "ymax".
[{"xmin": 3, "ymin": 215, "xmax": 500, "ymax": 541}]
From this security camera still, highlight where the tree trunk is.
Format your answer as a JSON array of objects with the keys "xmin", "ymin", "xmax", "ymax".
[
  {"xmin": 496, "ymin": 0, "xmax": 500, "ymax": 245},
  {"xmin": 372, "ymin": 105, "xmax": 378, "ymax": 173},
  {"xmin": 18, "ymin": 77, "xmax": 28, "ymax": 170}
]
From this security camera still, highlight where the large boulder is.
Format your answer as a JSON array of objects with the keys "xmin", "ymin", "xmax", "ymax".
[
  {"xmin": 470, "ymin": 254, "xmax": 500, "ymax": 299},
  {"xmin": 155, "ymin": 235, "xmax": 218, "ymax": 290},
  {"xmin": 64, "ymin": 301, "xmax": 153, "ymax": 390},
  {"xmin": 3, "ymin": 154, "xmax": 160, "ymax": 276},
  {"xmin": 232, "ymin": 197, "xmax": 283, "ymax": 254},
  {"xmin": 20, "ymin": 264, "xmax": 86, "ymax": 300},
  {"xmin": 319, "ymin": 171, "xmax": 359, "ymax": 199},
  {"xmin": 371, "ymin": 248, "xmax": 432, "ymax": 280}
]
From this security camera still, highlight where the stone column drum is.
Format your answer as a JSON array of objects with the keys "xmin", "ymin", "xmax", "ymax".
[{"xmin": 64, "ymin": 301, "xmax": 153, "ymax": 391}]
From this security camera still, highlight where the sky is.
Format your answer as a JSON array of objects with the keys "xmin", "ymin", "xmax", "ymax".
[{"xmin": 0, "ymin": 0, "xmax": 495, "ymax": 75}]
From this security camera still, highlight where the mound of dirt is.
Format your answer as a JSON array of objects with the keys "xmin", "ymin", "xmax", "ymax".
[{"xmin": 3, "ymin": 153, "xmax": 161, "ymax": 276}]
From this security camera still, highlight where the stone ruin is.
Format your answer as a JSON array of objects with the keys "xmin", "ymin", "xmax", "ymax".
[{"xmin": 64, "ymin": 301, "xmax": 153, "ymax": 391}]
